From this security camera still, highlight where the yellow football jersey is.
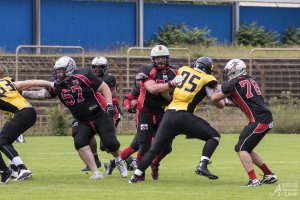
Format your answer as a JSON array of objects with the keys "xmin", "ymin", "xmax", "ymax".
[
  {"xmin": 166, "ymin": 66, "xmax": 218, "ymax": 113},
  {"xmin": 0, "ymin": 77, "xmax": 32, "ymax": 113}
]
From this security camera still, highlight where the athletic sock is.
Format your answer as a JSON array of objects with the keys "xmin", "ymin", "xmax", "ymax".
[
  {"xmin": 248, "ymin": 169, "xmax": 257, "ymax": 180},
  {"xmin": 259, "ymin": 163, "xmax": 272, "ymax": 175},
  {"xmin": 120, "ymin": 146, "xmax": 136, "ymax": 160}
]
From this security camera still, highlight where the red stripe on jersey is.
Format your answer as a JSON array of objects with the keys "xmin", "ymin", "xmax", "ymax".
[
  {"xmin": 89, "ymin": 120, "xmax": 97, "ymax": 133},
  {"xmin": 231, "ymin": 88, "xmax": 255, "ymax": 122},
  {"xmin": 73, "ymin": 74, "xmax": 92, "ymax": 87},
  {"xmin": 149, "ymin": 68, "xmax": 157, "ymax": 79},
  {"xmin": 73, "ymin": 74, "xmax": 105, "ymax": 111},
  {"xmin": 137, "ymin": 81, "xmax": 146, "ymax": 110},
  {"xmin": 253, "ymin": 123, "xmax": 269, "ymax": 134}
]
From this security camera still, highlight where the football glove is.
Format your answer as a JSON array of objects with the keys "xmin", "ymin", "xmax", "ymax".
[
  {"xmin": 128, "ymin": 104, "xmax": 137, "ymax": 113},
  {"xmin": 106, "ymin": 103, "xmax": 115, "ymax": 118},
  {"xmin": 168, "ymin": 75, "xmax": 184, "ymax": 88}
]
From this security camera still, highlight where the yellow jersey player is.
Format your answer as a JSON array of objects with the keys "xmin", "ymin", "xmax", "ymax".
[
  {"xmin": 0, "ymin": 76, "xmax": 53, "ymax": 184},
  {"xmin": 129, "ymin": 57, "xmax": 225, "ymax": 183}
]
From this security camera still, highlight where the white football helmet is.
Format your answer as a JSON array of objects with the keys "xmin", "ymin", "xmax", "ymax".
[
  {"xmin": 54, "ymin": 56, "xmax": 77, "ymax": 80},
  {"xmin": 150, "ymin": 45, "xmax": 170, "ymax": 70},
  {"xmin": 223, "ymin": 59, "xmax": 247, "ymax": 81},
  {"xmin": 91, "ymin": 56, "xmax": 109, "ymax": 76}
]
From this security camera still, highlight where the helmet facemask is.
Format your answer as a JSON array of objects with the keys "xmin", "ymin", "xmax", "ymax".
[
  {"xmin": 92, "ymin": 65, "xmax": 108, "ymax": 77},
  {"xmin": 152, "ymin": 56, "xmax": 170, "ymax": 70}
]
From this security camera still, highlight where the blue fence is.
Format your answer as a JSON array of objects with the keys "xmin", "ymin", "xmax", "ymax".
[{"xmin": 0, "ymin": 0, "xmax": 299, "ymax": 53}]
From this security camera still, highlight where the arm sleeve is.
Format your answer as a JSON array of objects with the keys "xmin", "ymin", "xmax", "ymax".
[{"xmin": 221, "ymin": 79, "xmax": 236, "ymax": 95}]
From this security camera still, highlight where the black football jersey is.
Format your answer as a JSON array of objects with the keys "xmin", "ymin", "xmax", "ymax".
[
  {"xmin": 49, "ymin": 67, "xmax": 106, "ymax": 121},
  {"xmin": 222, "ymin": 75, "xmax": 273, "ymax": 123},
  {"xmin": 100, "ymin": 73, "xmax": 117, "ymax": 90},
  {"xmin": 131, "ymin": 79, "xmax": 140, "ymax": 98},
  {"xmin": 136, "ymin": 64, "xmax": 178, "ymax": 114}
]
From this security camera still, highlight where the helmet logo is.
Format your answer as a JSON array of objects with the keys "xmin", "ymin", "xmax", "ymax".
[{"xmin": 231, "ymin": 61, "xmax": 239, "ymax": 69}]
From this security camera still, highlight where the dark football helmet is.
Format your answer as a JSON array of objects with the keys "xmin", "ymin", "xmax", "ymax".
[{"xmin": 193, "ymin": 57, "xmax": 214, "ymax": 75}]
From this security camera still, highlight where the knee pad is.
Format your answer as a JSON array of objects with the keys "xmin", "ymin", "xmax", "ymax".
[
  {"xmin": 104, "ymin": 139, "xmax": 120, "ymax": 153},
  {"xmin": 74, "ymin": 138, "xmax": 88, "ymax": 150},
  {"xmin": 99, "ymin": 140, "xmax": 107, "ymax": 151}
]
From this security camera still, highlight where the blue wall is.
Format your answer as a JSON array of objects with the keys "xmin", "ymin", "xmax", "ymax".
[
  {"xmin": 41, "ymin": 0, "xmax": 136, "ymax": 52},
  {"xmin": 0, "ymin": 1, "xmax": 299, "ymax": 53},
  {"xmin": 0, "ymin": 0, "xmax": 32, "ymax": 52},
  {"xmin": 241, "ymin": 6, "xmax": 300, "ymax": 36},
  {"xmin": 144, "ymin": 3, "xmax": 232, "ymax": 44}
]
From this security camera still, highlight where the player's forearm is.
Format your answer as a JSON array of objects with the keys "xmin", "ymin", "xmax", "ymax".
[
  {"xmin": 146, "ymin": 83, "xmax": 170, "ymax": 94},
  {"xmin": 98, "ymin": 82, "xmax": 112, "ymax": 104},
  {"xmin": 22, "ymin": 89, "xmax": 52, "ymax": 99},
  {"xmin": 14, "ymin": 80, "xmax": 53, "ymax": 91}
]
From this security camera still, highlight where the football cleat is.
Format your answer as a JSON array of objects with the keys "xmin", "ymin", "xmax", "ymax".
[
  {"xmin": 195, "ymin": 160, "xmax": 218, "ymax": 180},
  {"xmin": 11, "ymin": 170, "xmax": 19, "ymax": 179},
  {"xmin": 1, "ymin": 168, "xmax": 13, "ymax": 184},
  {"xmin": 151, "ymin": 163, "xmax": 160, "ymax": 180},
  {"xmin": 243, "ymin": 179, "xmax": 261, "ymax": 187},
  {"xmin": 116, "ymin": 160, "xmax": 128, "ymax": 178},
  {"xmin": 128, "ymin": 174, "xmax": 139, "ymax": 184},
  {"xmin": 14, "ymin": 169, "xmax": 32, "ymax": 181},
  {"xmin": 89, "ymin": 172, "xmax": 103, "ymax": 180},
  {"xmin": 104, "ymin": 160, "xmax": 116, "ymax": 175},
  {"xmin": 261, "ymin": 173, "xmax": 278, "ymax": 184},
  {"xmin": 81, "ymin": 160, "xmax": 101, "ymax": 172},
  {"xmin": 128, "ymin": 158, "xmax": 138, "ymax": 171}
]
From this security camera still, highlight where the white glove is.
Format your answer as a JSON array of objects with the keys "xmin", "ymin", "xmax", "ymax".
[{"xmin": 168, "ymin": 75, "xmax": 184, "ymax": 88}]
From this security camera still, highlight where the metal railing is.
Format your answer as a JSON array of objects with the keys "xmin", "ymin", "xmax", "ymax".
[
  {"xmin": 15, "ymin": 45, "xmax": 85, "ymax": 81},
  {"xmin": 249, "ymin": 47, "xmax": 300, "ymax": 75}
]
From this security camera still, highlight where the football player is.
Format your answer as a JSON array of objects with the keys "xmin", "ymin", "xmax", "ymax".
[
  {"xmin": 129, "ymin": 57, "xmax": 225, "ymax": 183},
  {"xmin": 211, "ymin": 59, "xmax": 277, "ymax": 187},
  {"xmin": 80, "ymin": 56, "xmax": 122, "ymax": 172},
  {"xmin": 131, "ymin": 45, "xmax": 183, "ymax": 181},
  {"xmin": 22, "ymin": 56, "xmax": 128, "ymax": 180},
  {"xmin": 0, "ymin": 74, "xmax": 54, "ymax": 183}
]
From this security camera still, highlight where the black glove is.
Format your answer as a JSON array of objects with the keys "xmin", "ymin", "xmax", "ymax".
[
  {"xmin": 106, "ymin": 103, "xmax": 115, "ymax": 118},
  {"xmin": 116, "ymin": 104, "xmax": 123, "ymax": 116},
  {"xmin": 128, "ymin": 104, "xmax": 137, "ymax": 113}
]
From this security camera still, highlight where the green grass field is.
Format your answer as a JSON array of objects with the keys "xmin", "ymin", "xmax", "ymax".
[{"xmin": 0, "ymin": 134, "xmax": 299, "ymax": 200}]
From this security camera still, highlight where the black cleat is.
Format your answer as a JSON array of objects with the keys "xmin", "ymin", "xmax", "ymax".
[
  {"xmin": 128, "ymin": 158, "xmax": 138, "ymax": 171},
  {"xmin": 195, "ymin": 160, "xmax": 218, "ymax": 180},
  {"xmin": 81, "ymin": 160, "xmax": 101, "ymax": 172},
  {"xmin": 1, "ymin": 168, "xmax": 13, "ymax": 184},
  {"xmin": 243, "ymin": 179, "xmax": 261, "ymax": 187},
  {"xmin": 128, "ymin": 174, "xmax": 139, "ymax": 184},
  {"xmin": 104, "ymin": 160, "xmax": 116, "ymax": 175}
]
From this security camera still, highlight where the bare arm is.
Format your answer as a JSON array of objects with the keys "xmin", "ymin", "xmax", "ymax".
[
  {"xmin": 22, "ymin": 89, "xmax": 52, "ymax": 100},
  {"xmin": 144, "ymin": 79, "xmax": 171, "ymax": 94},
  {"xmin": 97, "ymin": 82, "xmax": 112, "ymax": 104},
  {"xmin": 14, "ymin": 80, "xmax": 53, "ymax": 91}
]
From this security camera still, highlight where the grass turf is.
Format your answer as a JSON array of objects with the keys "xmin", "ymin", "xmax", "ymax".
[{"xmin": 0, "ymin": 134, "xmax": 299, "ymax": 200}]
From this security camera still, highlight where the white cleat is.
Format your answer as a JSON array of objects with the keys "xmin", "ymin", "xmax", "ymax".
[
  {"xmin": 14, "ymin": 169, "xmax": 32, "ymax": 181},
  {"xmin": 116, "ymin": 160, "xmax": 128, "ymax": 178},
  {"xmin": 89, "ymin": 172, "xmax": 103, "ymax": 180}
]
